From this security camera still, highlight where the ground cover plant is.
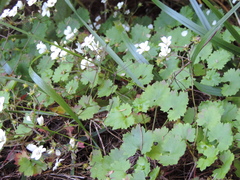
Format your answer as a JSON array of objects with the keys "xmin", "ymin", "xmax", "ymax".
[{"xmin": 0, "ymin": 0, "xmax": 240, "ymax": 179}]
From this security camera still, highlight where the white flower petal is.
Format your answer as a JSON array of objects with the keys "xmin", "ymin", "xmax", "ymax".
[
  {"xmin": 0, "ymin": 129, "xmax": 7, "ymax": 150},
  {"xmin": 37, "ymin": 116, "xmax": 44, "ymax": 126},
  {"xmin": 26, "ymin": 144, "xmax": 37, "ymax": 152},
  {"xmin": 0, "ymin": 96, "xmax": 5, "ymax": 112},
  {"xmin": 181, "ymin": 30, "xmax": 188, "ymax": 37}
]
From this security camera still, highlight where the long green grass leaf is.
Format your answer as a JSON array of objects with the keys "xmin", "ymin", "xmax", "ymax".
[
  {"xmin": 152, "ymin": 0, "xmax": 240, "ymax": 55},
  {"xmin": 190, "ymin": 0, "xmax": 211, "ymax": 30},
  {"xmin": 202, "ymin": 0, "xmax": 240, "ymax": 43},
  {"xmin": 28, "ymin": 55, "xmax": 98, "ymax": 147},
  {"xmin": 191, "ymin": 2, "xmax": 240, "ymax": 63},
  {"xmin": 194, "ymin": 82, "xmax": 222, "ymax": 96},
  {"xmin": 65, "ymin": 0, "xmax": 144, "ymax": 88}
]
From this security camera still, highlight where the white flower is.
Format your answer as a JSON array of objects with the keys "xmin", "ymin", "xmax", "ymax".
[
  {"xmin": 159, "ymin": 46, "xmax": 171, "ymax": 57},
  {"xmin": 0, "ymin": 96, "xmax": 5, "ymax": 112},
  {"xmin": 53, "ymin": 158, "xmax": 64, "ymax": 171},
  {"xmin": 0, "ymin": 129, "xmax": 6, "ymax": 150},
  {"xmin": 69, "ymin": 138, "xmax": 75, "ymax": 149},
  {"xmin": 113, "ymin": 11, "xmax": 118, "ymax": 18},
  {"xmin": 80, "ymin": 58, "xmax": 94, "ymax": 70},
  {"xmin": 136, "ymin": 41, "xmax": 150, "ymax": 54},
  {"xmin": 148, "ymin": 24, "xmax": 153, "ymax": 29},
  {"xmin": 59, "ymin": 47, "xmax": 68, "ymax": 58},
  {"xmin": 47, "ymin": 148, "xmax": 55, "ymax": 154},
  {"xmin": 122, "ymin": 24, "xmax": 130, "ymax": 32},
  {"xmin": 8, "ymin": 6, "xmax": 18, "ymax": 17},
  {"xmin": 181, "ymin": 30, "xmax": 188, "ymax": 37},
  {"xmin": 26, "ymin": 115, "xmax": 32, "ymax": 122},
  {"xmin": 27, "ymin": 0, "xmax": 37, "ymax": 6},
  {"xmin": 16, "ymin": 1, "xmax": 24, "ymax": 9},
  {"xmin": 50, "ymin": 42, "xmax": 62, "ymax": 60},
  {"xmin": 95, "ymin": 23, "xmax": 101, "ymax": 30},
  {"xmin": 95, "ymin": 15, "xmax": 101, "ymax": 22},
  {"xmin": 232, "ymin": 0, "xmax": 237, "ymax": 4},
  {"xmin": 159, "ymin": 36, "xmax": 172, "ymax": 47},
  {"xmin": 64, "ymin": 26, "xmax": 78, "ymax": 41},
  {"xmin": 212, "ymin": 20, "xmax": 217, "ymax": 26},
  {"xmin": 117, "ymin": 2, "xmax": 124, "ymax": 9},
  {"xmin": 0, "ymin": 9, "xmax": 10, "ymax": 19},
  {"xmin": 47, "ymin": 0, "xmax": 57, "ymax": 7},
  {"xmin": 206, "ymin": 9, "xmax": 211, "ymax": 15},
  {"xmin": 55, "ymin": 149, "xmax": 61, "ymax": 156},
  {"xmin": 124, "ymin": 9, "xmax": 130, "ymax": 15},
  {"xmin": 41, "ymin": 2, "xmax": 50, "ymax": 17},
  {"xmin": 26, "ymin": 144, "xmax": 46, "ymax": 160},
  {"xmin": 82, "ymin": 34, "xmax": 95, "ymax": 49},
  {"xmin": 36, "ymin": 116, "xmax": 44, "ymax": 126},
  {"xmin": 101, "ymin": 0, "xmax": 107, "ymax": 3},
  {"xmin": 36, "ymin": 41, "xmax": 47, "ymax": 54},
  {"xmin": 75, "ymin": 42, "xmax": 84, "ymax": 54}
]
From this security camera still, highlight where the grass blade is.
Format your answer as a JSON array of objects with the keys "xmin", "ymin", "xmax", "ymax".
[
  {"xmin": 202, "ymin": 0, "xmax": 240, "ymax": 43},
  {"xmin": 152, "ymin": 0, "xmax": 240, "ymax": 55},
  {"xmin": 28, "ymin": 55, "xmax": 98, "ymax": 147},
  {"xmin": 190, "ymin": 0, "xmax": 211, "ymax": 30},
  {"xmin": 191, "ymin": 2, "xmax": 240, "ymax": 63},
  {"xmin": 194, "ymin": 82, "xmax": 222, "ymax": 96}
]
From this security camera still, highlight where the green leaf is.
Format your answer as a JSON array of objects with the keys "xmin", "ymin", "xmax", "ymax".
[
  {"xmin": 80, "ymin": 69, "xmax": 99, "ymax": 87},
  {"xmin": 170, "ymin": 68, "xmax": 194, "ymax": 90},
  {"xmin": 132, "ymin": 16, "xmax": 152, "ymax": 26},
  {"xmin": 207, "ymin": 49, "xmax": 232, "ymax": 70},
  {"xmin": 121, "ymin": 125, "xmax": 154, "ymax": 156},
  {"xmin": 168, "ymin": 27, "xmax": 193, "ymax": 49},
  {"xmin": 149, "ymin": 167, "xmax": 160, "ymax": 180},
  {"xmin": 196, "ymin": 104, "xmax": 223, "ymax": 130},
  {"xmin": 90, "ymin": 150, "xmax": 110, "ymax": 179},
  {"xmin": 77, "ymin": 96, "xmax": 100, "ymax": 120},
  {"xmin": 212, "ymin": 150, "xmax": 234, "ymax": 179},
  {"xmin": 131, "ymin": 24, "xmax": 151, "ymax": 43},
  {"xmin": 133, "ymin": 157, "xmax": 151, "ymax": 177},
  {"xmin": 65, "ymin": 79, "xmax": 79, "ymax": 95},
  {"xmin": 207, "ymin": 122, "xmax": 233, "ymax": 151},
  {"xmin": 201, "ymin": 69, "xmax": 221, "ymax": 86},
  {"xmin": 134, "ymin": 81, "xmax": 188, "ymax": 120},
  {"xmin": 117, "ymin": 63, "xmax": 154, "ymax": 85},
  {"xmin": 97, "ymin": 79, "xmax": 117, "ymax": 97},
  {"xmin": 19, "ymin": 158, "xmax": 34, "ymax": 177},
  {"xmin": 158, "ymin": 133, "xmax": 186, "ymax": 166},
  {"xmin": 197, "ymin": 141, "xmax": 219, "ymax": 171},
  {"xmin": 146, "ymin": 127, "xmax": 169, "ymax": 159},
  {"xmin": 154, "ymin": 11, "xmax": 178, "ymax": 29},
  {"xmin": 52, "ymin": 62, "xmax": 73, "ymax": 83},
  {"xmin": 221, "ymin": 69, "xmax": 240, "ymax": 96},
  {"xmin": 105, "ymin": 26, "xmax": 123, "ymax": 45},
  {"xmin": 104, "ymin": 103, "xmax": 135, "ymax": 129}
]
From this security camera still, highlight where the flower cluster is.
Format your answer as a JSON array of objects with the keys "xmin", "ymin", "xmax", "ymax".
[
  {"xmin": 0, "ymin": 1, "xmax": 23, "ymax": 19},
  {"xmin": 75, "ymin": 34, "xmax": 103, "ymax": 69},
  {"xmin": 64, "ymin": 26, "xmax": 78, "ymax": 41},
  {"xmin": 0, "ymin": 0, "xmax": 58, "ymax": 19},
  {"xmin": 158, "ymin": 36, "xmax": 172, "ymax": 58}
]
